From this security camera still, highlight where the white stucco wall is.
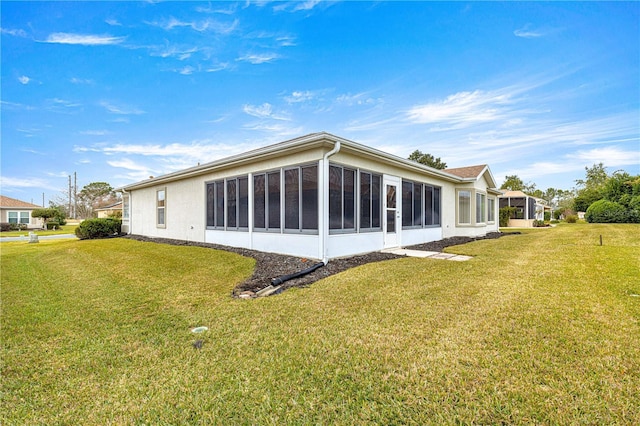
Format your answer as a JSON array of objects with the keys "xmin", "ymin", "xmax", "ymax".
[{"xmin": 125, "ymin": 138, "xmax": 499, "ymax": 258}]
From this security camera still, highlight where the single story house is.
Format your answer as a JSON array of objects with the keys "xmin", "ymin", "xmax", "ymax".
[
  {"xmin": 119, "ymin": 132, "xmax": 500, "ymax": 261},
  {"xmin": 0, "ymin": 195, "xmax": 44, "ymax": 229},
  {"xmin": 498, "ymin": 190, "xmax": 550, "ymax": 227},
  {"xmin": 95, "ymin": 201, "xmax": 123, "ymax": 218}
]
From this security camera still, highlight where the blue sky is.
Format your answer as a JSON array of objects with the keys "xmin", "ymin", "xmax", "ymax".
[{"xmin": 2, "ymin": 1, "xmax": 639, "ymax": 206}]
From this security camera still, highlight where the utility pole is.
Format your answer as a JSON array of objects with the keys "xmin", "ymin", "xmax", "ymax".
[
  {"xmin": 74, "ymin": 172, "xmax": 77, "ymax": 219},
  {"xmin": 68, "ymin": 175, "xmax": 72, "ymax": 217}
]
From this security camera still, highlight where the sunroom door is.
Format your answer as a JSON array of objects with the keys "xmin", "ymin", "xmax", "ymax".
[{"xmin": 383, "ymin": 175, "xmax": 401, "ymax": 249}]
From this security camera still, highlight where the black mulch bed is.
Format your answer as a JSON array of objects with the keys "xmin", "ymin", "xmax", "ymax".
[{"xmin": 124, "ymin": 232, "xmax": 516, "ymax": 296}]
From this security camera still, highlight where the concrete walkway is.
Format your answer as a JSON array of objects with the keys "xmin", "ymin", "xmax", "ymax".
[
  {"xmin": 381, "ymin": 248, "xmax": 473, "ymax": 261},
  {"xmin": 0, "ymin": 234, "xmax": 77, "ymax": 242}
]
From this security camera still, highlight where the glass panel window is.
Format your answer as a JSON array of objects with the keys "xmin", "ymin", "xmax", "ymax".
[
  {"xmin": 458, "ymin": 190, "xmax": 471, "ymax": 224},
  {"xmin": 123, "ymin": 195, "xmax": 130, "ymax": 219},
  {"xmin": 424, "ymin": 185, "xmax": 433, "ymax": 225},
  {"xmin": 402, "ymin": 180, "xmax": 423, "ymax": 228},
  {"xmin": 433, "ymin": 187, "xmax": 441, "ymax": 225},
  {"xmin": 488, "ymin": 197, "xmax": 495, "ymax": 222},
  {"xmin": 215, "ymin": 181, "xmax": 224, "ymax": 227},
  {"xmin": 227, "ymin": 179, "xmax": 237, "ymax": 228},
  {"xmin": 402, "ymin": 181, "xmax": 413, "ymax": 227},
  {"xmin": 8, "ymin": 212, "xmax": 18, "ymax": 224},
  {"xmin": 329, "ymin": 164, "xmax": 356, "ymax": 232},
  {"xmin": 19, "ymin": 212, "xmax": 30, "ymax": 224},
  {"xmin": 476, "ymin": 193, "xmax": 486, "ymax": 223},
  {"xmin": 206, "ymin": 184, "xmax": 215, "ymax": 227},
  {"xmin": 253, "ymin": 174, "xmax": 266, "ymax": 229},
  {"xmin": 157, "ymin": 189, "xmax": 166, "ymax": 227},
  {"xmin": 238, "ymin": 177, "xmax": 249, "ymax": 228},
  {"xmin": 285, "ymin": 168, "xmax": 300, "ymax": 230},
  {"xmin": 360, "ymin": 172, "xmax": 371, "ymax": 229},
  {"xmin": 268, "ymin": 171, "xmax": 281, "ymax": 230},
  {"xmin": 372, "ymin": 174, "xmax": 381, "ymax": 228},
  {"xmin": 301, "ymin": 165, "xmax": 318, "ymax": 230},
  {"xmin": 329, "ymin": 165, "xmax": 343, "ymax": 230}
]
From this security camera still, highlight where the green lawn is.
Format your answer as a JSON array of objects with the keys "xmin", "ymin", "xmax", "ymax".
[
  {"xmin": 2, "ymin": 224, "xmax": 639, "ymax": 424},
  {"xmin": 0, "ymin": 224, "xmax": 78, "ymax": 237}
]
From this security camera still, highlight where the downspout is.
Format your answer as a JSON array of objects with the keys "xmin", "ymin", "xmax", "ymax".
[{"xmin": 320, "ymin": 140, "xmax": 341, "ymax": 265}]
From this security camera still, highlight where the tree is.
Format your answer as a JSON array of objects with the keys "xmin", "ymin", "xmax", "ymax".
[
  {"xmin": 76, "ymin": 182, "xmax": 120, "ymax": 218},
  {"xmin": 31, "ymin": 208, "xmax": 59, "ymax": 228},
  {"xmin": 500, "ymin": 175, "xmax": 536, "ymax": 193},
  {"xmin": 407, "ymin": 150, "xmax": 447, "ymax": 169}
]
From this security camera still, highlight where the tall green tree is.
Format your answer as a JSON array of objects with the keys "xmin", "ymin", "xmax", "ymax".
[
  {"xmin": 500, "ymin": 175, "xmax": 537, "ymax": 194},
  {"xmin": 77, "ymin": 182, "xmax": 119, "ymax": 218},
  {"xmin": 573, "ymin": 163, "xmax": 609, "ymax": 212},
  {"xmin": 407, "ymin": 150, "xmax": 447, "ymax": 169}
]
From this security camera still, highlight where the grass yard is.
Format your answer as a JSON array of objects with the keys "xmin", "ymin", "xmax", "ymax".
[
  {"xmin": 0, "ymin": 224, "xmax": 78, "ymax": 237},
  {"xmin": 2, "ymin": 224, "xmax": 639, "ymax": 424}
]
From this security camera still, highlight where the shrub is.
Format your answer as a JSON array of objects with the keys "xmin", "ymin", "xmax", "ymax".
[
  {"xmin": 499, "ymin": 207, "xmax": 516, "ymax": 227},
  {"xmin": 544, "ymin": 212, "xmax": 551, "ymax": 221},
  {"xmin": 565, "ymin": 215, "xmax": 578, "ymax": 223},
  {"xmin": 533, "ymin": 220, "xmax": 548, "ymax": 227},
  {"xmin": 75, "ymin": 218, "xmax": 122, "ymax": 240},
  {"xmin": 0, "ymin": 223, "xmax": 11, "ymax": 232},
  {"xmin": 46, "ymin": 222, "xmax": 60, "ymax": 230},
  {"xmin": 585, "ymin": 200, "xmax": 629, "ymax": 223}
]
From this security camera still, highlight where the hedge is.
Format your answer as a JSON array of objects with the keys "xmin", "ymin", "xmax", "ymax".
[
  {"xmin": 75, "ymin": 218, "xmax": 122, "ymax": 240},
  {"xmin": 585, "ymin": 199, "xmax": 639, "ymax": 223}
]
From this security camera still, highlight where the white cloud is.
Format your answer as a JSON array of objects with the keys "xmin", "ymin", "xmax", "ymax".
[
  {"xmin": 18, "ymin": 76, "xmax": 30, "ymax": 85},
  {"xmin": 105, "ymin": 18, "xmax": 122, "ymax": 26},
  {"xmin": 100, "ymin": 101, "xmax": 145, "ymax": 115},
  {"xmin": 337, "ymin": 92, "xmax": 384, "ymax": 107},
  {"xmin": 1, "ymin": 28, "xmax": 28, "ymax": 37},
  {"xmin": 80, "ymin": 130, "xmax": 111, "ymax": 136},
  {"xmin": 150, "ymin": 17, "xmax": 239, "ymax": 34},
  {"xmin": 405, "ymin": 90, "xmax": 512, "ymax": 126},
  {"xmin": 70, "ymin": 77, "xmax": 94, "ymax": 85},
  {"xmin": 236, "ymin": 52, "xmax": 280, "ymax": 64},
  {"xmin": 45, "ymin": 33, "xmax": 126, "ymax": 45},
  {"xmin": 569, "ymin": 146, "xmax": 640, "ymax": 166},
  {"xmin": 243, "ymin": 103, "xmax": 290, "ymax": 120},
  {"xmin": 0, "ymin": 176, "xmax": 58, "ymax": 191}
]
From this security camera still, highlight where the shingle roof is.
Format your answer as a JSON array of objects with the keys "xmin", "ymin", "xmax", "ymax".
[
  {"xmin": 0, "ymin": 195, "xmax": 42, "ymax": 209},
  {"xmin": 444, "ymin": 164, "xmax": 488, "ymax": 179}
]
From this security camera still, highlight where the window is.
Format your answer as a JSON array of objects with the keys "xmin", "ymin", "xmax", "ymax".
[
  {"xmin": 206, "ymin": 181, "xmax": 225, "ymax": 228},
  {"xmin": 123, "ymin": 195, "xmax": 130, "ymax": 219},
  {"xmin": 254, "ymin": 165, "xmax": 318, "ymax": 233},
  {"xmin": 284, "ymin": 165, "xmax": 319, "ymax": 232},
  {"xmin": 458, "ymin": 190, "xmax": 471, "ymax": 224},
  {"xmin": 156, "ymin": 189, "xmax": 166, "ymax": 228},
  {"xmin": 488, "ymin": 197, "xmax": 495, "ymax": 223},
  {"xmin": 476, "ymin": 193, "xmax": 486, "ymax": 223},
  {"xmin": 7, "ymin": 211, "xmax": 30, "ymax": 225},
  {"xmin": 359, "ymin": 171, "xmax": 381, "ymax": 231},
  {"xmin": 226, "ymin": 177, "xmax": 248, "ymax": 230},
  {"xmin": 402, "ymin": 180, "xmax": 423, "ymax": 228},
  {"xmin": 424, "ymin": 185, "xmax": 441, "ymax": 226},
  {"xmin": 268, "ymin": 171, "xmax": 281, "ymax": 230},
  {"xmin": 329, "ymin": 165, "xmax": 355, "ymax": 231}
]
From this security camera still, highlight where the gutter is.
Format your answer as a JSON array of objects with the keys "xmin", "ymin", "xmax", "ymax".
[{"xmin": 320, "ymin": 140, "xmax": 341, "ymax": 265}]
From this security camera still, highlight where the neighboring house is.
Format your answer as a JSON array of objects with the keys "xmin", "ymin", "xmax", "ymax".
[
  {"xmin": 119, "ymin": 132, "xmax": 501, "ymax": 261},
  {"xmin": 95, "ymin": 201, "xmax": 123, "ymax": 218},
  {"xmin": 0, "ymin": 195, "xmax": 44, "ymax": 229},
  {"xmin": 498, "ymin": 190, "xmax": 549, "ymax": 227}
]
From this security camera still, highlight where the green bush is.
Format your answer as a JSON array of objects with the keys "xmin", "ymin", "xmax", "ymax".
[
  {"xmin": 544, "ymin": 212, "xmax": 551, "ymax": 221},
  {"xmin": 565, "ymin": 215, "xmax": 578, "ymax": 223},
  {"xmin": 585, "ymin": 200, "xmax": 629, "ymax": 223},
  {"xmin": 499, "ymin": 207, "xmax": 516, "ymax": 227},
  {"xmin": 46, "ymin": 222, "xmax": 60, "ymax": 230},
  {"xmin": 75, "ymin": 218, "xmax": 122, "ymax": 240}
]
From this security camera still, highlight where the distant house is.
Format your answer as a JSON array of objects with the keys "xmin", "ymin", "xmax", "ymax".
[
  {"xmin": 0, "ymin": 195, "xmax": 44, "ymax": 229},
  {"xmin": 95, "ymin": 201, "xmax": 123, "ymax": 218},
  {"xmin": 119, "ymin": 132, "xmax": 501, "ymax": 261},
  {"xmin": 498, "ymin": 190, "xmax": 550, "ymax": 227}
]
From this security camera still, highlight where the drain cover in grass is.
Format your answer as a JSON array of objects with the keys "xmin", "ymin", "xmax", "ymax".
[{"xmin": 191, "ymin": 326, "xmax": 208, "ymax": 333}]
